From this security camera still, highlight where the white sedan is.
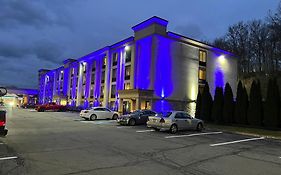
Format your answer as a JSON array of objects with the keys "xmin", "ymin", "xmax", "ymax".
[{"xmin": 80, "ymin": 107, "xmax": 119, "ymax": 120}]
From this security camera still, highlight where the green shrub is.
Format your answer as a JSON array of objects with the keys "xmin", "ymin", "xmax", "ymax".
[
  {"xmin": 223, "ymin": 82, "xmax": 234, "ymax": 124},
  {"xmin": 264, "ymin": 78, "xmax": 280, "ymax": 128},
  {"xmin": 211, "ymin": 87, "xmax": 224, "ymax": 123},
  {"xmin": 235, "ymin": 81, "xmax": 248, "ymax": 124},
  {"xmin": 200, "ymin": 82, "xmax": 213, "ymax": 122},
  {"xmin": 248, "ymin": 80, "xmax": 263, "ymax": 126}
]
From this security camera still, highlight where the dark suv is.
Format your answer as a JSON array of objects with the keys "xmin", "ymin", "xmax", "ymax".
[{"xmin": 117, "ymin": 109, "xmax": 156, "ymax": 126}]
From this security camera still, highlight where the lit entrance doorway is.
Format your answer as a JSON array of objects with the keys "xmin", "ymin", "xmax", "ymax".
[{"xmin": 118, "ymin": 89, "xmax": 154, "ymax": 114}]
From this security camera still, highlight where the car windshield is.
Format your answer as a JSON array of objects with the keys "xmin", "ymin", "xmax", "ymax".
[{"xmin": 156, "ymin": 111, "xmax": 172, "ymax": 118}]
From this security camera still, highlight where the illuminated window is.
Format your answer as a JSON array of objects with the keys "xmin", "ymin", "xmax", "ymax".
[
  {"xmin": 112, "ymin": 69, "xmax": 117, "ymax": 82},
  {"xmin": 125, "ymin": 65, "xmax": 130, "ymax": 80},
  {"xmin": 199, "ymin": 50, "xmax": 207, "ymax": 66},
  {"xmin": 111, "ymin": 85, "xmax": 116, "ymax": 98},
  {"xmin": 112, "ymin": 53, "xmax": 118, "ymax": 66},
  {"xmin": 198, "ymin": 67, "xmax": 206, "ymax": 81},
  {"xmin": 124, "ymin": 83, "xmax": 130, "ymax": 90}
]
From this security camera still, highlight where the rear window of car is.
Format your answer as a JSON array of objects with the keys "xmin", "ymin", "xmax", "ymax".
[{"xmin": 156, "ymin": 112, "xmax": 172, "ymax": 118}]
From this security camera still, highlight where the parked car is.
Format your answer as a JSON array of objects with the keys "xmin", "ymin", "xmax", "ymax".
[
  {"xmin": 35, "ymin": 102, "xmax": 66, "ymax": 112},
  {"xmin": 21, "ymin": 103, "xmax": 36, "ymax": 109},
  {"xmin": 80, "ymin": 107, "xmax": 119, "ymax": 120},
  {"xmin": 147, "ymin": 111, "xmax": 204, "ymax": 134},
  {"xmin": 117, "ymin": 109, "xmax": 156, "ymax": 126}
]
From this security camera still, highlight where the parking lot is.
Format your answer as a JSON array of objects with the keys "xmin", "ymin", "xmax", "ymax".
[{"xmin": 0, "ymin": 108, "xmax": 281, "ymax": 175}]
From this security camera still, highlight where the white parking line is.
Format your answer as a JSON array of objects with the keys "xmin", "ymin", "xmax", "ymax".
[
  {"xmin": 165, "ymin": 132, "xmax": 223, "ymax": 139},
  {"xmin": 210, "ymin": 137, "xmax": 265, "ymax": 147},
  {"xmin": 116, "ymin": 126, "xmax": 132, "ymax": 129},
  {"xmin": 0, "ymin": 143, "xmax": 3, "ymax": 145},
  {"xmin": 0, "ymin": 156, "xmax": 18, "ymax": 161},
  {"xmin": 136, "ymin": 129, "xmax": 155, "ymax": 133}
]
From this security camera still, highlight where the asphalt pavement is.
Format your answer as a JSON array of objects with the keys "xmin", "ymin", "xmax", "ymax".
[{"xmin": 0, "ymin": 108, "xmax": 281, "ymax": 175}]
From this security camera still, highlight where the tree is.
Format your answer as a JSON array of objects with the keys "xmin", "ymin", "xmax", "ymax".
[
  {"xmin": 241, "ymin": 86, "xmax": 249, "ymax": 124},
  {"xmin": 195, "ymin": 91, "xmax": 202, "ymax": 119},
  {"xmin": 222, "ymin": 83, "xmax": 234, "ymax": 124},
  {"xmin": 211, "ymin": 87, "xmax": 224, "ymax": 123},
  {"xmin": 200, "ymin": 82, "xmax": 213, "ymax": 122},
  {"xmin": 264, "ymin": 78, "xmax": 280, "ymax": 128},
  {"xmin": 248, "ymin": 80, "xmax": 263, "ymax": 126},
  {"xmin": 234, "ymin": 81, "xmax": 243, "ymax": 124}
]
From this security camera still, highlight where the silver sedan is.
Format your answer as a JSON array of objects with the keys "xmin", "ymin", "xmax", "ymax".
[{"xmin": 147, "ymin": 111, "xmax": 204, "ymax": 134}]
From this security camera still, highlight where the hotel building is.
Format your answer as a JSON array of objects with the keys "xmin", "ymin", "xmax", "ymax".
[{"xmin": 38, "ymin": 16, "xmax": 237, "ymax": 114}]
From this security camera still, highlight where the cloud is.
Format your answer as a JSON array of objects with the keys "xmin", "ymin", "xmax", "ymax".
[
  {"xmin": 0, "ymin": 0, "xmax": 52, "ymax": 28},
  {"xmin": 174, "ymin": 23, "xmax": 206, "ymax": 41}
]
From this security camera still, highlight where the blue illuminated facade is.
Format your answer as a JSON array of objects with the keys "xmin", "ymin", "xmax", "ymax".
[{"xmin": 38, "ymin": 16, "xmax": 237, "ymax": 114}]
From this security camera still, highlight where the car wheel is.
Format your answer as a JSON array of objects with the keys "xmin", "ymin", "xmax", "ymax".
[
  {"xmin": 38, "ymin": 108, "xmax": 45, "ymax": 112},
  {"xmin": 112, "ymin": 114, "xmax": 118, "ymax": 120},
  {"xmin": 128, "ymin": 119, "xmax": 136, "ymax": 126},
  {"xmin": 197, "ymin": 123, "xmax": 203, "ymax": 132},
  {"xmin": 170, "ymin": 124, "xmax": 178, "ymax": 134},
  {"xmin": 90, "ymin": 114, "xmax": 97, "ymax": 121}
]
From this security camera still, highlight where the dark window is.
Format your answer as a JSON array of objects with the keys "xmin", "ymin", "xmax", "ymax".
[
  {"xmin": 125, "ymin": 49, "xmax": 131, "ymax": 63},
  {"xmin": 111, "ymin": 85, "xmax": 116, "ymax": 98},
  {"xmin": 112, "ymin": 69, "xmax": 116, "ymax": 82},
  {"xmin": 112, "ymin": 53, "xmax": 118, "ymax": 66},
  {"xmin": 91, "ymin": 73, "xmax": 95, "ymax": 84},
  {"xmin": 125, "ymin": 65, "xmax": 130, "ymax": 80},
  {"xmin": 101, "ymin": 71, "xmax": 105, "ymax": 84}
]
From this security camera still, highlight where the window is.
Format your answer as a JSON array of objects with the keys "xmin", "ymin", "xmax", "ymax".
[
  {"xmin": 112, "ymin": 69, "xmax": 117, "ymax": 82},
  {"xmin": 90, "ymin": 86, "xmax": 94, "ymax": 98},
  {"xmin": 124, "ymin": 82, "xmax": 130, "ymax": 90},
  {"xmin": 101, "ymin": 70, "xmax": 105, "ymax": 83},
  {"xmin": 83, "ymin": 63, "xmax": 86, "ymax": 73},
  {"xmin": 82, "ymin": 74, "xmax": 86, "ymax": 85},
  {"xmin": 112, "ymin": 53, "xmax": 118, "ymax": 66},
  {"xmin": 199, "ymin": 67, "xmax": 206, "ymax": 81},
  {"xmin": 91, "ymin": 73, "xmax": 95, "ymax": 84},
  {"xmin": 92, "ymin": 61, "xmax": 96, "ymax": 72},
  {"xmin": 71, "ymin": 68, "xmax": 74, "ymax": 77},
  {"xmin": 102, "ymin": 57, "xmax": 106, "ymax": 69},
  {"xmin": 199, "ymin": 50, "xmax": 207, "ymax": 66},
  {"xmin": 111, "ymin": 85, "xmax": 116, "ymax": 98},
  {"xmin": 100, "ymin": 86, "xmax": 104, "ymax": 98},
  {"xmin": 125, "ymin": 49, "xmax": 131, "ymax": 62},
  {"xmin": 125, "ymin": 65, "xmax": 130, "ymax": 80}
]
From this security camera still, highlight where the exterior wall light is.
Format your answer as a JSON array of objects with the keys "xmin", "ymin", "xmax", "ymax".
[
  {"xmin": 125, "ymin": 45, "xmax": 130, "ymax": 51},
  {"xmin": 218, "ymin": 55, "xmax": 226, "ymax": 64}
]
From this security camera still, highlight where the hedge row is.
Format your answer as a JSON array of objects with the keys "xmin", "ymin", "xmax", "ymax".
[{"xmin": 195, "ymin": 78, "xmax": 281, "ymax": 128}]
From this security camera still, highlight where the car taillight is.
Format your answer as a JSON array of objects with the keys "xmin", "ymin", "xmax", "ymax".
[
  {"xmin": 160, "ymin": 118, "xmax": 165, "ymax": 123},
  {"xmin": 0, "ymin": 121, "xmax": 5, "ymax": 126}
]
